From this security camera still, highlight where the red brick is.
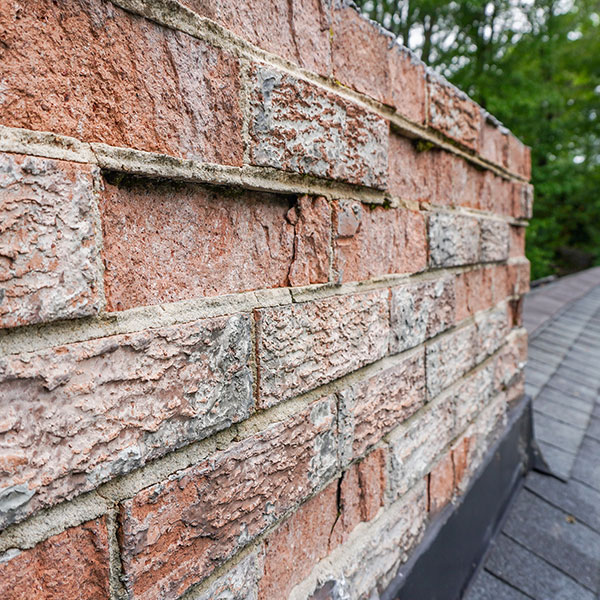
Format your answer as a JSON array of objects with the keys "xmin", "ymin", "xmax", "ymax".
[
  {"xmin": 494, "ymin": 330, "xmax": 527, "ymax": 393},
  {"xmin": 479, "ymin": 116, "xmax": 509, "ymax": 167},
  {"xmin": 332, "ymin": 6, "xmax": 392, "ymax": 105},
  {"xmin": 509, "ymin": 226, "xmax": 526, "ymax": 258},
  {"xmin": 507, "ymin": 134, "xmax": 531, "ymax": 180},
  {"xmin": 0, "ymin": 518, "xmax": 109, "ymax": 600},
  {"xmin": 255, "ymin": 290, "xmax": 390, "ymax": 408},
  {"xmin": 100, "ymin": 179, "xmax": 331, "ymax": 311},
  {"xmin": 389, "ymin": 46, "xmax": 427, "ymax": 124},
  {"xmin": 388, "ymin": 134, "xmax": 435, "ymax": 204},
  {"xmin": 434, "ymin": 151, "xmax": 473, "ymax": 208},
  {"xmin": 331, "ymin": 449, "xmax": 386, "ymax": 546},
  {"xmin": 0, "ymin": 314, "xmax": 252, "ymax": 527},
  {"xmin": 508, "ymin": 260, "xmax": 531, "ymax": 295},
  {"xmin": 455, "ymin": 268, "xmax": 494, "ymax": 321},
  {"xmin": 288, "ymin": 196, "xmax": 332, "ymax": 287},
  {"xmin": 339, "ymin": 353, "xmax": 426, "ymax": 460},
  {"xmin": 119, "ymin": 396, "xmax": 337, "ymax": 600},
  {"xmin": 0, "ymin": 0, "xmax": 243, "ymax": 165},
  {"xmin": 248, "ymin": 64, "xmax": 389, "ymax": 189},
  {"xmin": 513, "ymin": 183, "xmax": 534, "ymax": 219},
  {"xmin": 259, "ymin": 483, "xmax": 338, "ymax": 600},
  {"xmin": 428, "ymin": 451, "xmax": 454, "ymax": 514},
  {"xmin": 181, "ymin": 0, "xmax": 332, "ymax": 77},
  {"xmin": 332, "ymin": 200, "xmax": 427, "ymax": 282},
  {"xmin": 451, "ymin": 436, "xmax": 471, "ymax": 491},
  {"xmin": 427, "ymin": 73, "xmax": 482, "ymax": 151},
  {"xmin": 478, "ymin": 170, "xmax": 514, "ymax": 215},
  {"xmin": 0, "ymin": 153, "xmax": 102, "ymax": 329}
]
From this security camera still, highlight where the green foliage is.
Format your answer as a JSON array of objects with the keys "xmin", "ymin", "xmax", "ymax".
[{"xmin": 357, "ymin": 0, "xmax": 600, "ymax": 279}]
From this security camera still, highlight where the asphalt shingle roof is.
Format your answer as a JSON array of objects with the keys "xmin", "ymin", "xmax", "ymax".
[{"xmin": 464, "ymin": 267, "xmax": 600, "ymax": 600}]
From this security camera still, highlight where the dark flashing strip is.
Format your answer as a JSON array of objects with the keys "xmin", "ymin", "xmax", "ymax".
[{"xmin": 381, "ymin": 394, "xmax": 535, "ymax": 600}]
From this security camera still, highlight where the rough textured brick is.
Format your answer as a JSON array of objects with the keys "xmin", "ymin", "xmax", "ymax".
[
  {"xmin": 101, "ymin": 178, "xmax": 330, "ymax": 310},
  {"xmin": 288, "ymin": 196, "xmax": 332, "ymax": 286},
  {"xmin": 248, "ymin": 65, "xmax": 388, "ymax": 189},
  {"xmin": 195, "ymin": 554, "xmax": 260, "ymax": 600},
  {"xmin": 331, "ymin": 449, "xmax": 386, "ymax": 546},
  {"xmin": 428, "ymin": 213, "xmax": 480, "ymax": 268},
  {"xmin": 508, "ymin": 260, "xmax": 531, "ymax": 295},
  {"xmin": 428, "ymin": 451, "xmax": 454, "ymax": 514},
  {"xmin": 388, "ymin": 395, "xmax": 455, "ymax": 498},
  {"xmin": 181, "ymin": 0, "xmax": 332, "ymax": 76},
  {"xmin": 0, "ymin": 315, "xmax": 252, "ymax": 527},
  {"xmin": 507, "ymin": 135, "xmax": 532, "ymax": 180},
  {"xmin": 0, "ymin": 153, "xmax": 102, "ymax": 329},
  {"xmin": 427, "ymin": 73, "xmax": 482, "ymax": 151},
  {"xmin": 479, "ymin": 116, "xmax": 509, "ymax": 167},
  {"xmin": 494, "ymin": 330, "xmax": 527, "ymax": 393},
  {"xmin": 509, "ymin": 226, "xmax": 526, "ymax": 258},
  {"xmin": 388, "ymin": 134, "xmax": 434, "ymax": 203},
  {"xmin": 259, "ymin": 483, "xmax": 338, "ymax": 600},
  {"xmin": 289, "ymin": 483, "xmax": 428, "ymax": 600},
  {"xmin": 119, "ymin": 395, "xmax": 337, "ymax": 600},
  {"xmin": 331, "ymin": 5, "xmax": 392, "ymax": 105},
  {"xmin": 455, "ymin": 268, "xmax": 494, "ymax": 322},
  {"xmin": 332, "ymin": 200, "xmax": 427, "ymax": 282},
  {"xmin": 434, "ymin": 151, "xmax": 476, "ymax": 209},
  {"xmin": 0, "ymin": 518, "xmax": 109, "ymax": 600},
  {"xmin": 479, "ymin": 170, "xmax": 514, "ymax": 215},
  {"xmin": 389, "ymin": 46, "xmax": 427, "ymax": 124},
  {"xmin": 0, "ymin": 0, "xmax": 243, "ymax": 165},
  {"xmin": 453, "ymin": 364, "xmax": 495, "ymax": 433},
  {"xmin": 513, "ymin": 183, "xmax": 534, "ymax": 219},
  {"xmin": 480, "ymin": 219, "xmax": 510, "ymax": 262},
  {"xmin": 390, "ymin": 276, "xmax": 456, "ymax": 354},
  {"xmin": 338, "ymin": 353, "xmax": 426, "ymax": 462},
  {"xmin": 426, "ymin": 304, "xmax": 509, "ymax": 398},
  {"xmin": 451, "ymin": 436, "xmax": 472, "ymax": 491},
  {"xmin": 256, "ymin": 290, "xmax": 390, "ymax": 408}
]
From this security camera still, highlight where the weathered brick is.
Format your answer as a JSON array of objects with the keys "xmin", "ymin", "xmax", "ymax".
[
  {"xmin": 428, "ymin": 213, "xmax": 480, "ymax": 268},
  {"xmin": 248, "ymin": 65, "xmax": 388, "ymax": 189},
  {"xmin": 389, "ymin": 45, "xmax": 427, "ymax": 124},
  {"xmin": 0, "ymin": 153, "xmax": 102, "ymax": 329},
  {"xmin": 451, "ymin": 436, "xmax": 471, "ymax": 491},
  {"xmin": 338, "ymin": 352, "xmax": 426, "ymax": 462},
  {"xmin": 331, "ymin": 449, "xmax": 386, "ymax": 546},
  {"xmin": 288, "ymin": 196, "xmax": 332, "ymax": 287},
  {"xmin": 479, "ymin": 115, "xmax": 509, "ymax": 167},
  {"xmin": 289, "ymin": 482, "xmax": 428, "ymax": 600},
  {"xmin": 434, "ymin": 151, "xmax": 475, "ymax": 208},
  {"xmin": 388, "ymin": 134, "xmax": 434, "ymax": 203},
  {"xmin": 388, "ymin": 394, "xmax": 455, "ymax": 498},
  {"xmin": 428, "ymin": 451, "xmax": 454, "ymax": 514},
  {"xmin": 478, "ymin": 170, "xmax": 514, "ymax": 216},
  {"xmin": 331, "ymin": 5, "xmax": 392, "ymax": 105},
  {"xmin": 509, "ymin": 226, "xmax": 526, "ymax": 258},
  {"xmin": 494, "ymin": 329, "xmax": 527, "ymax": 393},
  {"xmin": 390, "ymin": 276, "xmax": 456, "ymax": 354},
  {"xmin": 426, "ymin": 304, "xmax": 510, "ymax": 398},
  {"xmin": 101, "ymin": 178, "xmax": 330, "ymax": 310},
  {"xmin": 259, "ymin": 482, "xmax": 338, "ymax": 600},
  {"xmin": 513, "ymin": 183, "xmax": 534, "ymax": 219},
  {"xmin": 0, "ymin": 518, "xmax": 109, "ymax": 600},
  {"xmin": 455, "ymin": 268, "xmax": 494, "ymax": 322},
  {"xmin": 332, "ymin": 200, "xmax": 427, "ymax": 282},
  {"xmin": 507, "ymin": 134, "xmax": 531, "ymax": 180},
  {"xmin": 480, "ymin": 219, "xmax": 510, "ymax": 262},
  {"xmin": 195, "ymin": 553, "xmax": 260, "ymax": 600},
  {"xmin": 454, "ymin": 391, "xmax": 508, "ymax": 494},
  {"xmin": 0, "ymin": 315, "xmax": 252, "ymax": 527},
  {"xmin": 453, "ymin": 364, "xmax": 495, "ymax": 433},
  {"xmin": 256, "ymin": 290, "xmax": 390, "ymax": 408},
  {"xmin": 427, "ymin": 73, "xmax": 482, "ymax": 151},
  {"xmin": 0, "ymin": 0, "xmax": 243, "ymax": 165},
  {"xmin": 508, "ymin": 259, "xmax": 531, "ymax": 295},
  {"xmin": 181, "ymin": 0, "xmax": 332, "ymax": 77},
  {"xmin": 119, "ymin": 396, "xmax": 337, "ymax": 600}
]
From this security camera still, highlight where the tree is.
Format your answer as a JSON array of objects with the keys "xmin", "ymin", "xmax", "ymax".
[{"xmin": 357, "ymin": 0, "xmax": 600, "ymax": 279}]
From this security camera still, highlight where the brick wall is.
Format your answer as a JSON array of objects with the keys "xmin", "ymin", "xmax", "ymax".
[{"xmin": 0, "ymin": 1, "xmax": 531, "ymax": 598}]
